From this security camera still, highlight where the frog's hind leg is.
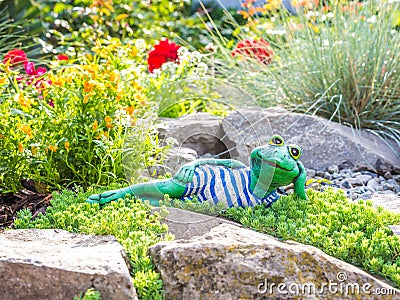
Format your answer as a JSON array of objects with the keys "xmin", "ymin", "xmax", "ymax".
[{"xmin": 86, "ymin": 179, "xmax": 187, "ymax": 206}]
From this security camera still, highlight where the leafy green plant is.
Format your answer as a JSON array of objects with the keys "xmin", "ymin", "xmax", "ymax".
[
  {"xmin": 224, "ymin": 188, "xmax": 400, "ymax": 288},
  {"xmin": 14, "ymin": 185, "xmax": 173, "ymax": 300},
  {"xmin": 0, "ymin": 40, "xmax": 169, "ymax": 192},
  {"xmin": 73, "ymin": 288, "xmax": 102, "ymax": 300},
  {"xmin": 161, "ymin": 194, "xmax": 227, "ymax": 216}
]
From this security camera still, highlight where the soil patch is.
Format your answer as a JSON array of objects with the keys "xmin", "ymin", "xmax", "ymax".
[{"xmin": 0, "ymin": 189, "xmax": 52, "ymax": 229}]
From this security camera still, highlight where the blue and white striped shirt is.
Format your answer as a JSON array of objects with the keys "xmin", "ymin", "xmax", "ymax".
[{"xmin": 180, "ymin": 165, "xmax": 280, "ymax": 208}]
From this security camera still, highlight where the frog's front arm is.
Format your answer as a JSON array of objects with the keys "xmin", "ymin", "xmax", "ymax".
[{"xmin": 174, "ymin": 158, "xmax": 247, "ymax": 183}]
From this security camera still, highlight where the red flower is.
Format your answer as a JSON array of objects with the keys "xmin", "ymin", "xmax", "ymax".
[
  {"xmin": 147, "ymin": 39, "xmax": 180, "ymax": 72},
  {"xmin": 24, "ymin": 62, "xmax": 50, "ymax": 88},
  {"xmin": 24, "ymin": 62, "xmax": 47, "ymax": 77},
  {"xmin": 56, "ymin": 54, "xmax": 69, "ymax": 61},
  {"xmin": 231, "ymin": 38, "xmax": 274, "ymax": 65},
  {"xmin": 3, "ymin": 49, "xmax": 28, "ymax": 67}
]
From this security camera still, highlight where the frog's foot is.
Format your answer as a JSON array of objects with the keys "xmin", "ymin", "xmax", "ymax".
[{"xmin": 86, "ymin": 190, "xmax": 121, "ymax": 205}]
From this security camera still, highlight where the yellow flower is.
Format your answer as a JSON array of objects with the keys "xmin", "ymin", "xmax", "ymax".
[
  {"xmin": 64, "ymin": 141, "xmax": 70, "ymax": 151},
  {"xmin": 0, "ymin": 76, "xmax": 7, "ymax": 85},
  {"xmin": 130, "ymin": 46, "xmax": 138, "ymax": 57},
  {"xmin": 14, "ymin": 93, "xmax": 34, "ymax": 108},
  {"xmin": 115, "ymin": 13, "xmax": 129, "ymax": 22},
  {"xmin": 92, "ymin": 120, "xmax": 99, "ymax": 131},
  {"xmin": 20, "ymin": 125, "xmax": 33, "ymax": 138},
  {"xmin": 31, "ymin": 146, "xmax": 38, "ymax": 156},
  {"xmin": 18, "ymin": 142, "xmax": 24, "ymax": 153},
  {"xmin": 265, "ymin": 0, "xmax": 281, "ymax": 10},
  {"xmin": 49, "ymin": 74, "xmax": 64, "ymax": 87}
]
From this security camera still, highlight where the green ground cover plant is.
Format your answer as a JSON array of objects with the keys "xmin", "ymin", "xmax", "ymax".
[
  {"xmin": 224, "ymin": 188, "xmax": 400, "ymax": 288},
  {"xmin": 74, "ymin": 288, "xmax": 102, "ymax": 300},
  {"xmin": 14, "ymin": 185, "xmax": 173, "ymax": 300}
]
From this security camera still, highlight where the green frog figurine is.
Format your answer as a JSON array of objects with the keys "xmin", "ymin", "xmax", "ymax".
[{"xmin": 87, "ymin": 135, "xmax": 307, "ymax": 207}]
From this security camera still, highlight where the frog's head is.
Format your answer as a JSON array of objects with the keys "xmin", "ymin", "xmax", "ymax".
[{"xmin": 250, "ymin": 135, "xmax": 307, "ymax": 200}]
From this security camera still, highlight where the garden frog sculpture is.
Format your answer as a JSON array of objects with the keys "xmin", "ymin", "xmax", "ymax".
[{"xmin": 87, "ymin": 135, "xmax": 307, "ymax": 207}]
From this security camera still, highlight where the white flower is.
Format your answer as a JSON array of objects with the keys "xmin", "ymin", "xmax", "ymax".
[{"xmin": 135, "ymin": 39, "xmax": 147, "ymax": 52}]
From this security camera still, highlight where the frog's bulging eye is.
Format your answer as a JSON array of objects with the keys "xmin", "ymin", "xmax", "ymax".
[
  {"xmin": 269, "ymin": 135, "xmax": 284, "ymax": 146},
  {"xmin": 289, "ymin": 146, "xmax": 301, "ymax": 160}
]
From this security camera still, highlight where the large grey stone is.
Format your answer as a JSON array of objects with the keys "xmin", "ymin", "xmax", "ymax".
[
  {"xmin": 147, "ymin": 147, "xmax": 198, "ymax": 177},
  {"xmin": 222, "ymin": 107, "xmax": 400, "ymax": 173},
  {"xmin": 369, "ymin": 193, "xmax": 400, "ymax": 214},
  {"xmin": 157, "ymin": 113, "xmax": 227, "ymax": 158},
  {"xmin": 0, "ymin": 229, "xmax": 136, "ymax": 300},
  {"xmin": 149, "ymin": 223, "xmax": 399, "ymax": 300}
]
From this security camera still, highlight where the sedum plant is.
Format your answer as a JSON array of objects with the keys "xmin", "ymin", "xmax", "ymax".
[
  {"xmin": 224, "ymin": 188, "xmax": 400, "ymax": 288},
  {"xmin": 14, "ymin": 185, "xmax": 173, "ymax": 300}
]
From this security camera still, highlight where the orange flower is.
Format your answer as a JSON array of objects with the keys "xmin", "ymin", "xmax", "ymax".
[
  {"xmin": 124, "ymin": 106, "xmax": 135, "ymax": 116},
  {"xmin": 91, "ymin": 0, "xmax": 114, "ymax": 12},
  {"xmin": 105, "ymin": 115, "xmax": 113, "ymax": 129},
  {"xmin": 83, "ymin": 93, "xmax": 92, "ymax": 103},
  {"xmin": 18, "ymin": 142, "xmax": 24, "ymax": 153},
  {"xmin": 84, "ymin": 80, "xmax": 98, "ymax": 93},
  {"xmin": 64, "ymin": 141, "xmax": 70, "ymax": 151},
  {"xmin": 48, "ymin": 145, "xmax": 58, "ymax": 152},
  {"xmin": 20, "ymin": 125, "xmax": 33, "ymax": 138},
  {"xmin": 110, "ymin": 69, "xmax": 120, "ymax": 83}
]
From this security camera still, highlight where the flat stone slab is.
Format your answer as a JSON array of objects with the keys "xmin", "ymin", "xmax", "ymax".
[
  {"xmin": 0, "ymin": 229, "xmax": 136, "ymax": 300},
  {"xmin": 153, "ymin": 207, "xmax": 240, "ymax": 240}
]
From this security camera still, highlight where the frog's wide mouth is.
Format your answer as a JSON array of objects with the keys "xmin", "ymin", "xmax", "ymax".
[{"xmin": 257, "ymin": 153, "xmax": 293, "ymax": 172}]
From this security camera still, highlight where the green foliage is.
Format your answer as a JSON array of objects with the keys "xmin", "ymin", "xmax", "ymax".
[
  {"xmin": 73, "ymin": 288, "xmax": 102, "ymax": 300},
  {"xmin": 0, "ymin": 40, "xmax": 169, "ymax": 192},
  {"xmin": 0, "ymin": 0, "xmax": 43, "ymax": 58},
  {"xmin": 224, "ymin": 188, "xmax": 400, "ymax": 288},
  {"xmin": 161, "ymin": 194, "xmax": 227, "ymax": 216},
  {"xmin": 5, "ymin": 0, "xmax": 206, "ymax": 55},
  {"xmin": 213, "ymin": 0, "xmax": 400, "ymax": 146},
  {"xmin": 14, "ymin": 185, "xmax": 173, "ymax": 299}
]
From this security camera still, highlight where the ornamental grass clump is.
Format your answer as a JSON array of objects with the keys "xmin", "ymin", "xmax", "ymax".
[
  {"xmin": 214, "ymin": 0, "xmax": 400, "ymax": 146},
  {"xmin": 224, "ymin": 188, "xmax": 400, "ymax": 288}
]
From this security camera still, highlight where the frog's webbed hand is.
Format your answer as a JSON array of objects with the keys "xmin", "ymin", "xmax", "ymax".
[
  {"xmin": 174, "ymin": 163, "xmax": 196, "ymax": 183},
  {"xmin": 86, "ymin": 189, "xmax": 126, "ymax": 205}
]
